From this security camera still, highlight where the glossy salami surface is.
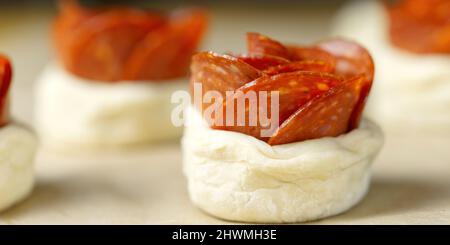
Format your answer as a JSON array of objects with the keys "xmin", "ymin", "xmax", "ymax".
[
  {"xmin": 268, "ymin": 75, "xmax": 365, "ymax": 145},
  {"xmin": 190, "ymin": 52, "xmax": 261, "ymax": 98},
  {"xmin": 190, "ymin": 33, "xmax": 374, "ymax": 145},
  {"xmin": 0, "ymin": 55, "xmax": 12, "ymax": 127},
  {"xmin": 247, "ymin": 32, "xmax": 291, "ymax": 59},
  {"xmin": 387, "ymin": 0, "xmax": 450, "ymax": 54},
  {"xmin": 53, "ymin": 0, "xmax": 208, "ymax": 82},
  {"xmin": 213, "ymin": 72, "xmax": 342, "ymax": 141}
]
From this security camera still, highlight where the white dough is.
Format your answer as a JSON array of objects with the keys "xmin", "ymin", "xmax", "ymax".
[
  {"xmin": 332, "ymin": 0, "xmax": 450, "ymax": 134},
  {"xmin": 0, "ymin": 124, "xmax": 37, "ymax": 212},
  {"xmin": 182, "ymin": 107, "xmax": 384, "ymax": 223},
  {"xmin": 34, "ymin": 63, "xmax": 186, "ymax": 150}
]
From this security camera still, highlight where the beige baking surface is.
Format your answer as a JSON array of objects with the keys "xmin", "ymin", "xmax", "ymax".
[{"xmin": 0, "ymin": 2, "xmax": 449, "ymax": 224}]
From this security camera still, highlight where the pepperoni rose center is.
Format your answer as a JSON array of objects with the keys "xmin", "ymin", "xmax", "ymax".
[{"xmin": 190, "ymin": 33, "xmax": 374, "ymax": 145}]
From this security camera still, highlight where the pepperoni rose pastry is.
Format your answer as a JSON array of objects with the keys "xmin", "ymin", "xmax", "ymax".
[
  {"xmin": 182, "ymin": 33, "xmax": 384, "ymax": 223},
  {"xmin": 0, "ymin": 55, "xmax": 38, "ymax": 212},
  {"xmin": 35, "ymin": 0, "xmax": 208, "ymax": 150},
  {"xmin": 333, "ymin": 0, "xmax": 450, "ymax": 134}
]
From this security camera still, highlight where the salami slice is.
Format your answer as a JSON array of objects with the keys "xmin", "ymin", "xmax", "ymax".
[
  {"xmin": 0, "ymin": 55, "xmax": 12, "ymax": 127},
  {"xmin": 122, "ymin": 27, "xmax": 178, "ymax": 81},
  {"xmin": 387, "ymin": 0, "xmax": 450, "ymax": 53},
  {"xmin": 348, "ymin": 76, "xmax": 372, "ymax": 129},
  {"xmin": 317, "ymin": 39, "xmax": 374, "ymax": 82},
  {"xmin": 53, "ymin": 0, "xmax": 97, "ymax": 70},
  {"xmin": 317, "ymin": 39, "xmax": 374, "ymax": 129},
  {"xmin": 288, "ymin": 46, "xmax": 337, "ymax": 67},
  {"xmin": 212, "ymin": 71, "xmax": 342, "ymax": 141},
  {"xmin": 191, "ymin": 52, "xmax": 261, "ymax": 95},
  {"xmin": 268, "ymin": 75, "xmax": 365, "ymax": 145},
  {"xmin": 247, "ymin": 33, "xmax": 291, "ymax": 60},
  {"xmin": 165, "ymin": 8, "xmax": 209, "ymax": 79},
  {"xmin": 66, "ymin": 9, "xmax": 165, "ymax": 81},
  {"xmin": 123, "ymin": 9, "xmax": 207, "ymax": 80},
  {"xmin": 264, "ymin": 60, "xmax": 335, "ymax": 75},
  {"xmin": 238, "ymin": 54, "xmax": 289, "ymax": 70}
]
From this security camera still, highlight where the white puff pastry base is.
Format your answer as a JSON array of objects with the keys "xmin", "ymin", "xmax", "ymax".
[
  {"xmin": 0, "ymin": 124, "xmax": 37, "ymax": 212},
  {"xmin": 35, "ymin": 63, "xmax": 186, "ymax": 150},
  {"xmin": 182, "ymin": 108, "xmax": 383, "ymax": 223},
  {"xmin": 332, "ymin": 1, "xmax": 450, "ymax": 134}
]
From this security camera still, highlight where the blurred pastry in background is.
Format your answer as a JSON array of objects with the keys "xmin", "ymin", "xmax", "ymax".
[
  {"xmin": 0, "ymin": 55, "xmax": 37, "ymax": 211},
  {"xmin": 182, "ymin": 33, "xmax": 383, "ymax": 223},
  {"xmin": 35, "ymin": 0, "xmax": 208, "ymax": 150},
  {"xmin": 332, "ymin": 0, "xmax": 450, "ymax": 135}
]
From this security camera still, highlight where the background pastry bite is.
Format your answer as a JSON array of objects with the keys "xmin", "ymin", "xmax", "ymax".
[
  {"xmin": 35, "ymin": 0, "xmax": 208, "ymax": 150},
  {"xmin": 183, "ymin": 33, "xmax": 383, "ymax": 223},
  {"xmin": 0, "ymin": 55, "xmax": 37, "ymax": 212},
  {"xmin": 332, "ymin": 0, "xmax": 450, "ymax": 135}
]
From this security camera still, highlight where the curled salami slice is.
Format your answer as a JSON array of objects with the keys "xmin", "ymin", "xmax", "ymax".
[
  {"xmin": 264, "ymin": 60, "xmax": 335, "ymax": 75},
  {"xmin": 317, "ymin": 39, "xmax": 374, "ymax": 82},
  {"xmin": 348, "ymin": 76, "xmax": 372, "ymax": 129},
  {"xmin": 211, "ymin": 71, "xmax": 342, "ymax": 141},
  {"xmin": 288, "ymin": 46, "xmax": 337, "ymax": 67},
  {"xmin": 53, "ymin": 0, "xmax": 97, "ymax": 68},
  {"xmin": 238, "ymin": 54, "xmax": 289, "ymax": 70},
  {"xmin": 190, "ymin": 51, "xmax": 261, "ymax": 108},
  {"xmin": 122, "ymin": 27, "xmax": 175, "ymax": 81},
  {"xmin": 241, "ymin": 71, "xmax": 342, "ymax": 124},
  {"xmin": 268, "ymin": 75, "xmax": 365, "ymax": 145},
  {"xmin": 317, "ymin": 39, "xmax": 374, "ymax": 129},
  {"xmin": 0, "ymin": 55, "xmax": 12, "ymax": 127},
  {"xmin": 247, "ymin": 32, "xmax": 291, "ymax": 60},
  {"xmin": 66, "ymin": 9, "xmax": 165, "ymax": 81},
  {"xmin": 165, "ymin": 8, "xmax": 209, "ymax": 79},
  {"xmin": 123, "ymin": 9, "xmax": 208, "ymax": 80}
]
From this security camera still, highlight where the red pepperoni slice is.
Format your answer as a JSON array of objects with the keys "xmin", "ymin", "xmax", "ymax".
[
  {"xmin": 268, "ymin": 75, "xmax": 365, "ymax": 145},
  {"xmin": 123, "ymin": 8, "xmax": 208, "ymax": 80},
  {"xmin": 288, "ymin": 46, "xmax": 337, "ymax": 66},
  {"xmin": 122, "ymin": 27, "xmax": 178, "ymax": 81},
  {"xmin": 264, "ymin": 60, "xmax": 335, "ymax": 75},
  {"xmin": 211, "ymin": 71, "xmax": 342, "ymax": 141},
  {"xmin": 0, "ymin": 55, "xmax": 12, "ymax": 127},
  {"xmin": 317, "ymin": 39, "xmax": 374, "ymax": 82},
  {"xmin": 247, "ymin": 32, "xmax": 291, "ymax": 60},
  {"xmin": 387, "ymin": 0, "xmax": 450, "ymax": 53},
  {"xmin": 53, "ymin": 0, "xmax": 97, "ymax": 68},
  {"xmin": 348, "ymin": 77, "xmax": 372, "ymax": 129},
  {"xmin": 66, "ymin": 9, "xmax": 166, "ymax": 81},
  {"xmin": 166, "ymin": 8, "xmax": 209, "ymax": 79},
  {"xmin": 190, "ymin": 52, "xmax": 261, "ymax": 111},
  {"xmin": 317, "ymin": 39, "xmax": 374, "ymax": 128},
  {"xmin": 238, "ymin": 54, "xmax": 289, "ymax": 70}
]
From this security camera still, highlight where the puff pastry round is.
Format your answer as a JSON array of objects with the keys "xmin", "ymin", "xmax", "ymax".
[
  {"xmin": 182, "ymin": 107, "xmax": 384, "ymax": 223},
  {"xmin": 34, "ymin": 63, "xmax": 185, "ymax": 150},
  {"xmin": 0, "ymin": 124, "xmax": 37, "ymax": 212}
]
